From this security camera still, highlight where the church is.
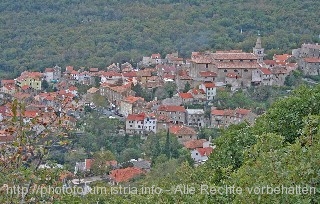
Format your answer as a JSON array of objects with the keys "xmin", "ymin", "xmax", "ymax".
[{"xmin": 188, "ymin": 37, "xmax": 265, "ymax": 88}]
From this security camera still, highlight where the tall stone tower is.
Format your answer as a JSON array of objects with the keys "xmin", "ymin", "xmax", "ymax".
[{"xmin": 253, "ymin": 35, "xmax": 264, "ymax": 63}]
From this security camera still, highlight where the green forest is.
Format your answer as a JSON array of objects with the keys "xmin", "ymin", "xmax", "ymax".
[{"xmin": 1, "ymin": 0, "xmax": 320, "ymax": 78}]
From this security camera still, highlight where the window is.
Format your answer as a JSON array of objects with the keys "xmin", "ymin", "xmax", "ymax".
[
  {"xmin": 205, "ymin": 64, "xmax": 209, "ymax": 68},
  {"xmin": 244, "ymin": 69, "xmax": 248, "ymax": 72},
  {"xmin": 234, "ymin": 69, "xmax": 238, "ymax": 72},
  {"xmin": 196, "ymin": 153, "xmax": 198, "ymax": 155},
  {"xmin": 178, "ymin": 136, "xmax": 182, "ymax": 138},
  {"xmin": 130, "ymin": 125, "xmax": 132, "ymax": 127},
  {"xmin": 138, "ymin": 125, "xmax": 141, "ymax": 128},
  {"xmin": 230, "ymin": 60, "xmax": 233, "ymax": 62},
  {"xmin": 224, "ymin": 69, "xmax": 227, "ymax": 72}
]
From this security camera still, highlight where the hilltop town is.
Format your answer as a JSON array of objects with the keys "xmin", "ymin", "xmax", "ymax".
[{"xmin": 1, "ymin": 39, "xmax": 320, "ymax": 194}]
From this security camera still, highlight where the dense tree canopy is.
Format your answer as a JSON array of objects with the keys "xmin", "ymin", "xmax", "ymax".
[{"xmin": 1, "ymin": 0, "xmax": 320, "ymax": 78}]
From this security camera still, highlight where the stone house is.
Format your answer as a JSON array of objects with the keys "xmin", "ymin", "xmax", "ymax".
[
  {"xmin": 120, "ymin": 96, "xmax": 145, "ymax": 117},
  {"xmin": 252, "ymin": 68, "xmax": 273, "ymax": 86},
  {"xmin": 178, "ymin": 92, "xmax": 194, "ymax": 104},
  {"xmin": 186, "ymin": 109, "xmax": 205, "ymax": 128},
  {"xmin": 157, "ymin": 105, "xmax": 186, "ymax": 125},
  {"xmin": 211, "ymin": 108, "xmax": 257, "ymax": 128},
  {"xmin": 169, "ymin": 125, "xmax": 197, "ymax": 144}
]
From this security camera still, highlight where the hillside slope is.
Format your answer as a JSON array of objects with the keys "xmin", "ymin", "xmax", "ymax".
[{"xmin": 0, "ymin": 0, "xmax": 319, "ymax": 77}]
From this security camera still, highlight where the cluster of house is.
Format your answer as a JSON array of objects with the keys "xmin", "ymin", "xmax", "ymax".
[
  {"xmin": 72, "ymin": 137, "xmax": 215, "ymax": 186},
  {"xmin": 1, "ymin": 39, "xmax": 319, "ymax": 170}
]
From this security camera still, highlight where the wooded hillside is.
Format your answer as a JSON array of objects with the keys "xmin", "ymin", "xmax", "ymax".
[{"xmin": 1, "ymin": 0, "xmax": 319, "ymax": 77}]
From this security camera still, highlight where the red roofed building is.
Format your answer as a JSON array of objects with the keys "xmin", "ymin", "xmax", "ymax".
[
  {"xmin": 273, "ymin": 54, "xmax": 292, "ymax": 63},
  {"xmin": 126, "ymin": 113, "xmax": 157, "ymax": 135},
  {"xmin": 199, "ymin": 82, "xmax": 216, "ymax": 100},
  {"xmin": 15, "ymin": 71, "xmax": 43, "ymax": 90},
  {"xmin": 109, "ymin": 167, "xmax": 145, "ymax": 185},
  {"xmin": 157, "ymin": 105, "xmax": 186, "ymax": 124},
  {"xmin": 252, "ymin": 68, "xmax": 273, "ymax": 86},
  {"xmin": 169, "ymin": 125, "xmax": 197, "ymax": 144},
  {"xmin": 1, "ymin": 84, "xmax": 16, "ymax": 95},
  {"xmin": 191, "ymin": 147, "xmax": 213, "ymax": 163},
  {"xmin": 178, "ymin": 92, "xmax": 194, "ymax": 104},
  {"xmin": 184, "ymin": 139, "xmax": 207, "ymax": 149},
  {"xmin": 1, "ymin": 79, "xmax": 15, "ymax": 87},
  {"xmin": 120, "ymin": 96, "xmax": 145, "ymax": 117},
  {"xmin": 211, "ymin": 108, "xmax": 257, "ymax": 128},
  {"xmin": 100, "ymin": 71, "xmax": 122, "ymax": 84}
]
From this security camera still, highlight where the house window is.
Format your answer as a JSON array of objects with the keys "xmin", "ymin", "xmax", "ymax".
[
  {"xmin": 244, "ymin": 69, "xmax": 248, "ymax": 72},
  {"xmin": 130, "ymin": 125, "xmax": 132, "ymax": 127},
  {"xmin": 138, "ymin": 125, "xmax": 141, "ymax": 128},
  {"xmin": 205, "ymin": 64, "xmax": 209, "ymax": 68},
  {"xmin": 224, "ymin": 69, "xmax": 227, "ymax": 72},
  {"xmin": 196, "ymin": 153, "xmax": 198, "ymax": 155},
  {"xmin": 178, "ymin": 136, "xmax": 182, "ymax": 138},
  {"xmin": 234, "ymin": 69, "xmax": 238, "ymax": 72}
]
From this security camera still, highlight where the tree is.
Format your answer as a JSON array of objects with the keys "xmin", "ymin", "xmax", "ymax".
[
  {"xmin": 41, "ymin": 80, "xmax": 49, "ymax": 90},
  {"xmin": 64, "ymin": 147, "xmax": 87, "ymax": 171},
  {"xmin": 120, "ymin": 148, "xmax": 141, "ymax": 162},
  {"xmin": 183, "ymin": 81, "xmax": 191, "ymax": 93},
  {"xmin": 91, "ymin": 149, "xmax": 115, "ymax": 176},
  {"xmin": 164, "ymin": 82, "xmax": 177, "ymax": 98}
]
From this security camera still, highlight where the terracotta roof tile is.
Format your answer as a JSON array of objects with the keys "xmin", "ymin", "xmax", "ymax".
[
  {"xmin": 127, "ymin": 113, "xmax": 145, "ymax": 121},
  {"xmin": 110, "ymin": 167, "xmax": 144, "ymax": 183},
  {"xmin": 184, "ymin": 139, "xmax": 207, "ymax": 149},
  {"xmin": 304, "ymin": 58, "xmax": 320, "ymax": 63},
  {"xmin": 169, "ymin": 125, "xmax": 196, "ymax": 135},
  {"xmin": 158, "ymin": 105, "xmax": 186, "ymax": 112},
  {"xmin": 178, "ymin": 92, "xmax": 193, "ymax": 99},
  {"xmin": 199, "ymin": 71, "xmax": 217, "ymax": 77},
  {"xmin": 259, "ymin": 68, "xmax": 272, "ymax": 75},
  {"xmin": 196, "ymin": 147, "xmax": 213, "ymax": 157}
]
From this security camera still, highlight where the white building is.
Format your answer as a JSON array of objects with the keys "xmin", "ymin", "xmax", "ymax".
[{"xmin": 199, "ymin": 82, "xmax": 216, "ymax": 100}]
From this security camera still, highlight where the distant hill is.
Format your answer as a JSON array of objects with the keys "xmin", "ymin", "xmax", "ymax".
[{"xmin": 0, "ymin": 0, "xmax": 319, "ymax": 77}]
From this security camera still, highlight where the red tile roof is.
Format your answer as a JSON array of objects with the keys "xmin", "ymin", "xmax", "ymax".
[
  {"xmin": 211, "ymin": 109, "xmax": 225, "ymax": 115},
  {"xmin": 122, "ymin": 72, "xmax": 137, "ymax": 78},
  {"xmin": 169, "ymin": 125, "xmax": 196, "ymax": 135},
  {"xmin": 1, "ymin": 79, "xmax": 15, "ymax": 86},
  {"xmin": 236, "ymin": 108, "xmax": 251, "ymax": 115},
  {"xmin": 127, "ymin": 113, "xmax": 145, "ymax": 121},
  {"xmin": 151, "ymin": 53, "xmax": 161, "ymax": 59},
  {"xmin": 89, "ymin": 68, "xmax": 99, "ymax": 72},
  {"xmin": 274, "ymin": 54, "xmax": 291, "ymax": 62},
  {"xmin": 184, "ymin": 139, "xmax": 207, "ymax": 149},
  {"xmin": 304, "ymin": 58, "xmax": 320, "ymax": 63},
  {"xmin": 178, "ymin": 92, "xmax": 193, "ymax": 99},
  {"xmin": 66, "ymin": 66, "xmax": 74, "ymax": 72},
  {"xmin": 158, "ymin": 105, "xmax": 186, "ymax": 112},
  {"xmin": 264, "ymin": 60, "xmax": 276, "ymax": 65},
  {"xmin": 110, "ymin": 167, "xmax": 144, "ymax": 183},
  {"xmin": 213, "ymin": 51, "xmax": 257, "ymax": 60},
  {"xmin": 259, "ymin": 68, "xmax": 272, "ymax": 75},
  {"xmin": 123, "ymin": 96, "xmax": 144, "ymax": 104},
  {"xmin": 203, "ymin": 82, "xmax": 215, "ymax": 88},
  {"xmin": 196, "ymin": 147, "xmax": 213, "ymax": 157},
  {"xmin": 45, "ymin": 68, "xmax": 54, "ymax": 72},
  {"xmin": 199, "ymin": 71, "xmax": 217, "ymax": 77},
  {"xmin": 21, "ymin": 85, "xmax": 30, "ymax": 90}
]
